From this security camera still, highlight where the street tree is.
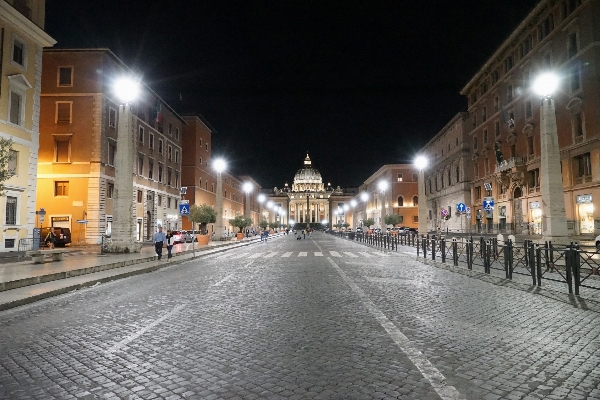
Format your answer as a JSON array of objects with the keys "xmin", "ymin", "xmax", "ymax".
[
  {"xmin": 229, "ymin": 215, "xmax": 253, "ymax": 233},
  {"xmin": 188, "ymin": 204, "xmax": 216, "ymax": 234},
  {"xmin": 384, "ymin": 214, "xmax": 403, "ymax": 227},
  {"xmin": 363, "ymin": 218, "xmax": 375, "ymax": 228},
  {"xmin": 259, "ymin": 219, "xmax": 269, "ymax": 230}
]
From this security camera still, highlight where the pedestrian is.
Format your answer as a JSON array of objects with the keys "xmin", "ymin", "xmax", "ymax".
[
  {"xmin": 166, "ymin": 229, "xmax": 175, "ymax": 262},
  {"xmin": 309, "ymin": 228, "xmax": 312, "ymax": 238},
  {"xmin": 264, "ymin": 230, "xmax": 269, "ymax": 242},
  {"xmin": 303, "ymin": 229, "xmax": 306, "ymax": 240},
  {"xmin": 153, "ymin": 226, "xmax": 166, "ymax": 260},
  {"xmin": 45, "ymin": 229, "xmax": 56, "ymax": 249}
]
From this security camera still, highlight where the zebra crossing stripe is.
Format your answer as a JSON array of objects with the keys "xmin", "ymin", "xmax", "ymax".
[
  {"xmin": 315, "ymin": 252, "xmax": 323, "ymax": 257},
  {"xmin": 229, "ymin": 253, "xmax": 248, "ymax": 259},
  {"xmin": 264, "ymin": 252, "xmax": 278, "ymax": 258},
  {"xmin": 358, "ymin": 252, "xmax": 371, "ymax": 257},
  {"xmin": 282, "ymin": 252, "xmax": 293, "ymax": 258},
  {"xmin": 330, "ymin": 251, "xmax": 342, "ymax": 257},
  {"xmin": 343, "ymin": 252, "xmax": 358, "ymax": 258},
  {"xmin": 299, "ymin": 252, "xmax": 307, "ymax": 257}
]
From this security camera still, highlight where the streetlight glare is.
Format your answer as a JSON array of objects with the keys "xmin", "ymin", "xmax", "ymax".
[
  {"xmin": 360, "ymin": 192, "xmax": 369, "ymax": 202},
  {"xmin": 378, "ymin": 181, "xmax": 388, "ymax": 191},
  {"xmin": 350, "ymin": 199, "xmax": 357, "ymax": 207},
  {"xmin": 213, "ymin": 158, "xmax": 227, "ymax": 172},
  {"xmin": 266, "ymin": 201, "xmax": 274, "ymax": 208},
  {"xmin": 343, "ymin": 204, "xmax": 349, "ymax": 212},
  {"xmin": 243, "ymin": 182, "xmax": 253, "ymax": 193},
  {"xmin": 414, "ymin": 155, "xmax": 428, "ymax": 170},
  {"xmin": 257, "ymin": 194, "xmax": 266, "ymax": 203},
  {"xmin": 114, "ymin": 77, "xmax": 141, "ymax": 104},
  {"xmin": 533, "ymin": 73, "xmax": 560, "ymax": 97}
]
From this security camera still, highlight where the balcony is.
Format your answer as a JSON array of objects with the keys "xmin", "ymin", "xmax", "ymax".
[{"xmin": 494, "ymin": 157, "xmax": 525, "ymax": 174}]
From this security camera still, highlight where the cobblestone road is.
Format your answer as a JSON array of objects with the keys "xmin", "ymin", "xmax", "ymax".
[{"xmin": 1, "ymin": 233, "xmax": 599, "ymax": 399}]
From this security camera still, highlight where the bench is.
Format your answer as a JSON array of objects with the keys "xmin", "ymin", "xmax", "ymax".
[{"xmin": 26, "ymin": 249, "xmax": 70, "ymax": 264}]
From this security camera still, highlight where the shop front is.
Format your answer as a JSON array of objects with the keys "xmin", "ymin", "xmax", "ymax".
[
  {"xmin": 576, "ymin": 194, "xmax": 594, "ymax": 234},
  {"xmin": 529, "ymin": 201, "xmax": 542, "ymax": 235}
]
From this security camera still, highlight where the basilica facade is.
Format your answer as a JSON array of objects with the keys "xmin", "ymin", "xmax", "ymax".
[{"xmin": 262, "ymin": 155, "xmax": 357, "ymax": 228}]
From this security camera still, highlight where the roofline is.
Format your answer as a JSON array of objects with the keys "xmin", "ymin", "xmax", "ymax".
[
  {"xmin": 363, "ymin": 164, "xmax": 417, "ymax": 186},
  {"xmin": 180, "ymin": 114, "xmax": 217, "ymax": 134},
  {"xmin": 422, "ymin": 112, "xmax": 469, "ymax": 149},
  {"xmin": 44, "ymin": 48, "xmax": 187, "ymax": 125}
]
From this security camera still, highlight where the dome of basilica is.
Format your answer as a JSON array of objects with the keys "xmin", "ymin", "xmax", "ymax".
[{"xmin": 292, "ymin": 154, "xmax": 325, "ymax": 192}]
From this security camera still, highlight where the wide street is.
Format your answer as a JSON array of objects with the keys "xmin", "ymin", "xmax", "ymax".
[{"xmin": 1, "ymin": 233, "xmax": 599, "ymax": 400}]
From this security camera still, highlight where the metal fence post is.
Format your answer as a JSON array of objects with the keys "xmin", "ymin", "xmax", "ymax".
[
  {"xmin": 574, "ymin": 244, "xmax": 581, "ymax": 296},
  {"xmin": 528, "ymin": 241, "xmax": 536, "ymax": 286},
  {"xmin": 441, "ymin": 237, "xmax": 446, "ymax": 263},
  {"xmin": 536, "ymin": 244, "xmax": 542, "ymax": 286},
  {"xmin": 452, "ymin": 238, "xmax": 458, "ymax": 266},
  {"xmin": 504, "ymin": 239, "xmax": 509, "ymax": 279},
  {"xmin": 566, "ymin": 243, "xmax": 574, "ymax": 294},
  {"xmin": 432, "ymin": 237, "xmax": 436, "ymax": 261},
  {"xmin": 467, "ymin": 238, "xmax": 473, "ymax": 270}
]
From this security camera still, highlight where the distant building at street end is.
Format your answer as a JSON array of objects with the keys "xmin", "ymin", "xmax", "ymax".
[{"xmin": 0, "ymin": 1, "xmax": 54, "ymax": 251}]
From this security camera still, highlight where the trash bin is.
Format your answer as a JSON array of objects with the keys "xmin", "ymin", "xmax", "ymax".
[{"xmin": 32, "ymin": 228, "xmax": 41, "ymax": 251}]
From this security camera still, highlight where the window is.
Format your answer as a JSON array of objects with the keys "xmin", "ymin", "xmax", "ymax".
[
  {"xmin": 491, "ymin": 69, "xmax": 499, "ymax": 85},
  {"xmin": 168, "ymin": 123, "xmax": 173, "ymax": 135},
  {"xmin": 5, "ymin": 196, "xmax": 17, "ymax": 225},
  {"xmin": 504, "ymin": 55, "xmax": 514, "ymax": 73},
  {"xmin": 412, "ymin": 173, "xmax": 417, "ymax": 182},
  {"xmin": 528, "ymin": 169, "xmax": 540, "ymax": 188},
  {"xmin": 9, "ymin": 91, "xmax": 23, "ymax": 126},
  {"xmin": 527, "ymin": 136, "xmax": 535, "ymax": 156},
  {"xmin": 149, "ymin": 133, "xmax": 154, "ymax": 149},
  {"xmin": 573, "ymin": 112, "xmax": 584, "ymax": 138},
  {"xmin": 472, "ymin": 114, "xmax": 477, "ymax": 127},
  {"xmin": 455, "ymin": 165, "xmax": 460, "ymax": 182},
  {"xmin": 482, "ymin": 107, "xmax": 487, "ymax": 122},
  {"xmin": 137, "ymin": 190, "xmax": 143, "ymax": 203},
  {"xmin": 199, "ymin": 157, "xmax": 203, "ymax": 165},
  {"xmin": 397, "ymin": 196, "xmax": 404, "ymax": 207},
  {"xmin": 138, "ymin": 155, "xmax": 144, "ymax": 176},
  {"xmin": 56, "ymin": 102, "xmax": 71, "ymax": 123},
  {"xmin": 539, "ymin": 14, "xmax": 554, "ymax": 41},
  {"xmin": 175, "ymin": 172, "xmax": 179, "ymax": 188},
  {"xmin": 58, "ymin": 67, "xmax": 73, "ymax": 86},
  {"xmin": 199, "ymin": 177, "xmax": 202, "ymax": 187},
  {"xmin": 397, "ymin": 173, "xmax": 403, "ymax": 182},
  {"xmin": 175, "ymin": 128, "xmax": 179, "ymax": 140},
  {"xmin": 525, "ymin": 101, "xmax": 532, "ymax": 119},
  {"xmin": 158, "ymin": 164, "xmax": 163, "ymax": 183},
  {"xmin": 175, "ymin": 150, "xmax": 179, "ymax": 164},
  {"xmin": 148, "ymin": 160, "xmax": 154, "ymax": 180},
  {"xmin": 413, "ymin": 196, "xmax": 418, "ymax": 206},
  {"xmin": 507, "ymin": 85, "xmax": 513, "ymax": 102},
  {"xmin": 522, "ymin": 69, "xmax": 531, "ymax": 88},
  {"xmin": 473, "ymin": 137, "xmax": 478, "ymax": 150},
  {"xmin": 167, "ymin": 197, "xmax": 171, "ymax": 208},
  {"xmin": 211, "ymin": 183, "xmax": 215, "ymax": 192},
  {"xmin": 108, "ymin": 141, "xmax": 116, "ymax": 166},
  {"xmin": 107, "ymin": 183, "xmax": 114, "ymax": 199},
  {"xmin": 571, "ymin": 65, "xmax": 581, "ymax": 92},
  {"xmin": 159, "ymin": 139, "xmax": 163, "ymax": 154},
  {"xmin": 138, "ymin": 126, "xmax": 144, "ymax": 143},
  {"xmin": 55, "ymin": 139, "xmax": 70, "ymax": 163},
  {"xmin": 8, "ymin": 150, "xmax": 17, "ymax": 176},
  {"xmin": 167, "ymin": 168, "xmax": 172, "ymax": 186},
  {"xmin": 205, "ymin": 143, "xmax": 208, "ymax": 151},
  {"xmin": 494, "ymin": 97, "xmax": 499, "ymax": 112},
  {"xmin": 483, "ymin": 129, "xmax": 488, "ymax": 144},
  {"xmin": 495, "ymin": 121, "xmax": 500, "ymax": 137},
  {"xmin": 475, "ymin": 186, "xmax": 481, "ymax": 200},
  {"xmin": 12, "ymin": 36, "xmax": 25, "ymax": 67},
  {"xmin": 413, "ymin": 215, "xmax": 419, "ymax": 223},
  {"xmin": 447, "ymin": 169, "xmax": 452, "ymax": 185},
  {"xmin": 568, "ymin": 32, "xmax": 578, "ymax": 58},
  {"xmin": 563, "ymin": 0, "xmax": 581, "ymax": 17},
  {"xmin": 109, "ymin": 107, "xmax": 117, "ymax": 128},
  {"xmin": 510, "ymin": 144, "xmax": 516, "ymax": 158},
  {"xmin": 158, "ymin": 195, "xmax": 162, "ymax": 206},
  {"xmin": 54, "ymin": 181, "xmax": 69, "ymax": 196},
  {"xmin": 485, "ymin": 158, "xmax": 490, "ymax": 175},
  {"xmin": 168, "ymin": 145, "xmax": 172, "ymax": 160}
]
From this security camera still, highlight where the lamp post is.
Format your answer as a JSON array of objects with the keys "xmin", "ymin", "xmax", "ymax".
[
  {"xmin": 213, "ymin": 158, "xmax": 227, "ymax": 239},
  {"xmin": 415, "ymin": 155, "xmax": 428, "ymax": 236},
  {"xmin": 111, "ymin": 77, "xmax": 142, "ymax": 253},
  {"xmin": 533, "ymin": 72, "xmax": 568, "ymax": 241},
  {"xmin": 243, "ymin": 182, "xmax": 253, "ymax": 220},
  {"xmin": 360, "ymin": 192, "xmax": 368, "ymax": 227},
  {"xmin": 378, "ymin": 180, "xmax": 388, "ymax": 230},
  {"xmin": 257, "ymin": 194, "xmax": 266, "ymax": 225}
]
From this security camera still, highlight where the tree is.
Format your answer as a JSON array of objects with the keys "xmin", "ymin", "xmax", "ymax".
[
  {"xmin": 188, "ymin": 204, "xmax": 216, "ymax": 234},
  {"xmin": 268, "ymin": 222, "xmax": 279, "ymax": 230},
  {"xmin": 363, "ymin": 218, "xmax": 375, "ymax": 228},
  {"xmin": 384, "ymin": 214, "xmax": 403, "ymax": 227},
  {"xmin": 259, "ymin": 219, "xmax": 269, "ymax": 230},
  {"xmin": 0, "ymin": 139, "xmax": 15, "ymax": 195},
  {"xmin": 229, "ymin": 215, "xmax": 253, "ymax": 233}
]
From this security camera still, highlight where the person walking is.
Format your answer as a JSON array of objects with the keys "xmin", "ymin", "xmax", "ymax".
[
  {"xmin": 303, "ymin": 229, "xmax": 306, "ymax": 240},
  {"xmin": 153, "ymin": 226, "xmax": 166, "ymax": 260},
  {"xmin": 264, "ymin": 230, "xmax": 269, "ymax": 242},
  {"xmin": 165, "ymin": 229, "xmax": 175, "ymax": 262},
  {"xmin": 45, "ymin": 229, "xmax": 56, "ymax": 249}
]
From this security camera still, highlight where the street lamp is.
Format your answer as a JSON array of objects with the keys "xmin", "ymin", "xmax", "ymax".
[
  {"xmin": 414, "ymin": 155, "xmax": 428, "ymax": 236},
  {"xmin": 213, "ymin": 157, "xmax": 227, "ymax": 239},
  {"xmin": 378, "ymin": 180, "xmax": 388, "ymax": 230},
  {"xmin": 110, "ymin": 76, "xmax": 142, "ymax": 253},
  {"xmin": 532, "ymin": 72, "xmax": 568, "ymax": 241},
  {"xmin": 243, "ymin": 182, "xmax": 253, "ymax": 219}
]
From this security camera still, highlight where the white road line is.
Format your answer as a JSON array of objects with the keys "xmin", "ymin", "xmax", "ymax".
[
  {"xmin": 214, "ymin": 275, "xmax": 234, "ymax": 286},
  {"xmin": 229, "ymin": 252, "xmax": 249, "ymax": 259},
  {"xmin": 315, "ymin": 252, "xmax": 323, "ymax": 257},
  {"xmin": 248, "ymin": 253, "xmax": 262, "ymax": 259},
  {"xmin": 343, "ymin": 252, "xmax": 358, "ymax": 258},
  {"xmin": 358, "ymin": 252, "xmax": 372, "ymax": 257},
  {"xmin": 264, "ymin": 252, "xmax": 278, "ymax": 258},
  {"xmin": 298, "ymin": 252, "xmax": 307, "ymax": 257},
  {"xmin": 105, "ymin": 304, "xmax": 186, "ymax": 355},
  {"xmin": 282, "ymin": 252, "xmax": 293, "ymax": 258},
  {"xmin": 326, "ymin": 257, "xmax": 461, "ymax": 400},
  {"xmin": 329, "ymin": 251, "xmax": 342, "ymax": 257}
]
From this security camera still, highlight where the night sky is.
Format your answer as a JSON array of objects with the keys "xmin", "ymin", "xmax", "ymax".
[{"xmin": 45, "ymin": 0, "xmax": 540, "ymax": 189}]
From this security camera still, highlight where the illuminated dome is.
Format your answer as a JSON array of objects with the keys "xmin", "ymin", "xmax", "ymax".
[{"xmin": 292, "ymin": 154, "xmax": 325, "ymax": 192}]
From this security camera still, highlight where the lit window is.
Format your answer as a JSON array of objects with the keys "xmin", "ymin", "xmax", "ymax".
[{"xmin": 55, "ymin": 181, "xmax": 69, "ymax": 196}]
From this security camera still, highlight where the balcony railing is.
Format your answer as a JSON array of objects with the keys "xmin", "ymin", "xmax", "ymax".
[{"xmin": 494, "ymin": 157, "xmax": 525, "ymax": 173}]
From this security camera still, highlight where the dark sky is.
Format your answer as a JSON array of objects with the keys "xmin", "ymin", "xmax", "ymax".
[{"xmin": 46, "ymin": 0, "xmax": 540, "ymax": 189}]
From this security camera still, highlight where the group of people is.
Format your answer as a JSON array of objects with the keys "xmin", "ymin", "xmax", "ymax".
[{"xmin": 152, "ymin": 226, "xmax": 176, "ymax": 261}]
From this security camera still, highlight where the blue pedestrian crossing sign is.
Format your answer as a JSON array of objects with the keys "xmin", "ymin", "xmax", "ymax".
[
  {"xmin": 179, "ymin": 203, "xmax": 190, "ymax": 215},
  {"xmin": 456, "ymin": 203, "xmax": 467, "ymax": 213},
  {"xmin": 483, "ymin": 199, "xmax": 495, "ymax": 211}
]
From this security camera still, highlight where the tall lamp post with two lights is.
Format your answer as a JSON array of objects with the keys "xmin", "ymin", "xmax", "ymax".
[
  {"xmin": 415, "ymin": 156, "xmax": 428, "ymax": 236},
  {"xmin": 213, "ymin": 158, "xmax": 226, "ymax": 240},
  {"xmin": 110, "ymin": 77, "xmax": 142, "ymax": 253},
  {"xmin": 533, "ymin": 73, "xmax": 568, "ymax": 241},
  {"xmin": 378, "ymin": 180, "xmax": 388, "ymax": 230},
  {"xmin": 243, "ymin": 182, "xmax": 253, "ymax": 220}
]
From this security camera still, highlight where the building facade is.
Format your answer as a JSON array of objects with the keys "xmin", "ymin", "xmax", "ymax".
[
  {"xmin": 0, "ymin": 0, "xmax": 54, "ymax": 251},
  {"xmin": 38, "ymin": 49, "xmax": 184, "ymax": 245},
  {"xmin": 420, "ymin": 113, "xmax": 472, "ymax": 233},
  {"xmin": 460, "ymin": 0, "xmax": 600, "ymax": 236},
  {"xmin": 352, "ymin": 164, "xmax": 419, "ymax": 230}
]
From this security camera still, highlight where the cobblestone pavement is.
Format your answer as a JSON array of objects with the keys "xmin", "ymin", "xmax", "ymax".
[{"xmin": 1, "ymin": 233, "xmax": 599, "ymax": 399}]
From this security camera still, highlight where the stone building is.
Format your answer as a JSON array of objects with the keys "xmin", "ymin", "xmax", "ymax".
[
  {"xmin": 460, "ymin": 0, "xmax": 600, "ymax": 236},
  {"xmin": 0, "ymin": 0, "xmax": 54, "ymax": 251},
  {"xmin": 38, "ymin": 49, "xmax": 184, "ymax": 244},
  {"xmin": 420, "ymin": 113, "xmax": 472, "ymax": 233}
]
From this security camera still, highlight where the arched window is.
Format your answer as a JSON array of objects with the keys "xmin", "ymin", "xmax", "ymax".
[
  {"xmin": 413, "ymin": 196, "xmax": 418, "ymax": 206},
  {"xmin": 397, "ymin": 196, "xmax": 404, "ymax": 207}
]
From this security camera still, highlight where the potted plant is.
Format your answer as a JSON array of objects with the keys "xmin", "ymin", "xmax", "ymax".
[
  {"xmin": 188, "ymin": 204, "xmax": 216, "ymax": 245},
  {"xmin": 229, "ymin": 215, "xmax": 253, "ymax": 240},
  {"xmin": 384, "ymin": 214, "xmax": 403, "ymax": 234},
  {"xmin": 363, "ymin": 218, "xmax": 375, "ymax": 234},
  {"xmin": 268, "ymin": 222, "xmax": 279, "ymax": 233}
]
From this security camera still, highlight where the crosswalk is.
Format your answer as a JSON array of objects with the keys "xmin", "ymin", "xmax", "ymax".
[{"xmin": 217, "ymin": 250, "xmax": 392, "ymax": 260}]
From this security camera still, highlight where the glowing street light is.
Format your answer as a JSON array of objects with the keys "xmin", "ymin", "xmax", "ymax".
[
  {"xmin": 532, "ymin": 72, "xmax": 560, "ymax": 98},
  {"xmin": 378, "ymin": 180, "xmax": 389, "ymax": 229},
  {"xmin": 213, "ymin": 157, "xmax": 227, "ymax": 239},
  {"xmin": 350, "ymin": 199, "xmax": 357, "ymax": 208},
  {"xmin": 243, "ymin": 182, "xmax": 253, "ymax": 219},
  {"xmin": 414, "ymin": 155, "xmax": 429, "ymax": 236}
]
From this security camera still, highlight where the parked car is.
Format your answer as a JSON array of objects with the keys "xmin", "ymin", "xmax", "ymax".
[
  {"xmin": 595, "ymin": 234, "xmax": 600, "ymax": 250},
  {"xmin": 40, "ymin": 227, "xmax": 72, "ymax": 247},
  {"xmin": 355, "ymin": 227, "xmax": 363, "ymax": 233},
  {"xmin": 171, "ymin": 230, "xmax": 186, "ymax": 244}
]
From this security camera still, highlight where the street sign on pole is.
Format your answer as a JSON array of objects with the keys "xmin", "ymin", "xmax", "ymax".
[
  {"xmin": 457, "ymin": 203, "xmax": 466, "ymax": 213},
  {"xmin": 483, "ymin": 199, "xmax": 495, "ymax": 210},
  {"xmin": 179, "ymin": 203, "xmax": 190, "ymax": 216},
  {"xmin": 76, "ymin": 220, "xmax": 88, "ymax": 224}
]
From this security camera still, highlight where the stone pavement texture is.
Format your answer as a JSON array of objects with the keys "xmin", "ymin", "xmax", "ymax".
[{"xmin": 0, "ymin": 233, "xmax": 599, "ymax": 399}]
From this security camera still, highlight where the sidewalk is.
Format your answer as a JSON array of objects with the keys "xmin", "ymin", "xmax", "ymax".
[{"xmin": 0, "ymin": 235, "xmax": 271, "ymax": 311}]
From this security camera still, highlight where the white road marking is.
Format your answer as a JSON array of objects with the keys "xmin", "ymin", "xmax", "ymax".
[
  {"xmin": 298, "ymin": 252, "xmax": 307, "ymax": 257},
  {"xmin": 248, "ymin": 253, "xmax": 262, "ymax": 259},
  {"xmin": 343, "ymin": 252, "xmax": 358, "ymax": 258},
  {"xmin": 358, "ymin": 252, "xmax": 372, "ymax": 257},
  {"xmin": 214, "ymin": 274, "xmax": 234, "ymax": 286},
  {"xmin": 315, "ymin": 252, "xmax": 323, "ymax": 257},
  {"xmin": 282, "ymin": 252, "xmax": 293, "ymax": 258},
  {"xmin": 264, "ymin": 252, "xmax": 278, "ymax": 258},
  {"xmin": 105, "ymin": 304, "xmax": 186, "ymax": 355},
  {"xmin": 229, "ymin": 252, "xmax": 249, "ymax": 259},
  {"xmin": 329, "ymin": 251, "xmax": 342, "ymax": 257},
  {"xmin": 326, "ymin": 257, "xmax": 461, "ymax": 400}
]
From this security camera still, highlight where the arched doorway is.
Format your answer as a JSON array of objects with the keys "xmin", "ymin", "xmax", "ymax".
[
  {"xmin": 146, "ymin": 211, "xmax": 152, "ymax": 240},
  {"xmin": 512, "ymin": 187, "xmax": 522, "ymax": 234}
]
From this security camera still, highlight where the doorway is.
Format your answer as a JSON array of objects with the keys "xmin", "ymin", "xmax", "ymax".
[
  {"xmin": 512, "ymin": 187, "xmax": 523, "ymax": 234},
  {"xmin": 146, "ymin": 211, "xmax": 152, "ymax": 240}
]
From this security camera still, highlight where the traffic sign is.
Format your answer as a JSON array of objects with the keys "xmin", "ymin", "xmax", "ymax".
[
  {"xmin": 179, "ymin": 203, "xmax": 190, "ymax": 215},
  {"xmin": 457, "ymin": 203, "xmax": 466, "ymax": 213},
  {"xmin": 483, "ymin": 199, "xmax": 495, "ymax": 210},
  {"xmin": 466, "ymin": 207, "xmax": 471, "ymax": 213},
  {"xmin": 76, "ymin": 219, "xmax": 88, "ymax": 224},
  {"xmin": 440, "ymin": 208, "xmax": 449, "ymax": 217}
]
